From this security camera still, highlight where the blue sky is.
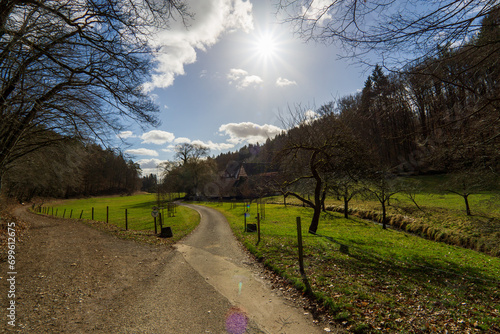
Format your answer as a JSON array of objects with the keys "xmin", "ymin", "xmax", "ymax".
[{"xmin": 116, "ymin": 0, "xmax": 368, "ymax": 175}]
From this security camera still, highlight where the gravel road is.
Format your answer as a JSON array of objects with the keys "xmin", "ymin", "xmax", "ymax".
[{"xmin": 1, "ymin": 204, "xmax": 335, "ymax": 333}]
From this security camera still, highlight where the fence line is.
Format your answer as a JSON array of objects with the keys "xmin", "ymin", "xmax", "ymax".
[{"xmin": 37, "ymin": 203, "xmax": 179, "ymax": 233}]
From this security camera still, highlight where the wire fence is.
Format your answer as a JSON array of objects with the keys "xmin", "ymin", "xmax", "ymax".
[{"xmin": 34, "ymin": 203, "xmax": 178, "ymax": 232}]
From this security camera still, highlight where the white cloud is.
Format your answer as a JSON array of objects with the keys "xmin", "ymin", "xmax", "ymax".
[
  {"xmin": 228, "ymin": 68, "xmax": 249, "ymax": 79},
  {"xmin": 227, "ymin": 68, "xmax": 263, "ymax": 89},
  {"xmin": 136, "ymin": 158, "xmax": 168, "ymax": 175},
  {"xmin": 174, "ymin": 137, "xmax": 192, "ymax": 144},
  {"xmin": 191, "ymin": 139, "xmax": 234, "ymax": 151},
  {"xmin": 276, "ymin": 77, "xmax": 297, "ymax": 87},
  {"xmin": 300, "ymin": 109, "xmax": 320, "ymax": 125},
  {"xmin": 116, "ymin": 131, "xmax": 136, "ymax": 139},
  {"xmin": 137, "ymin": 158, "xmax": 164, "ymax": 169},
  {"xmin": 305, "ymin": 109, "xmax": 318, "ymax": 119},
  {"xmin": 141, "ymin": 130, "xmax": 175, "ymax": 145},
  {"xmin": 125, "ymin": 148, "xmax": 159, "ymax": 157},
  {"xmin": 164, "ymin": 138, "xmax": 234, "ymax": 153},
  {"xmin": 162, "ymin": 145, "xmax": 176, "ymax": 153},
  {"xmin": 161, "ymin": 137, "xmax": 191, "ymax": 152},
  {"xmin": 219, "ymin": 122, "xmax": 283, "ymax": 144},
  {"xmin": 301, "ymin": 0, "xmax": 334, "ymax": 26},
  {"xmin": 143, "ymin": 0, "xmax": 254, "ymax": 92}
]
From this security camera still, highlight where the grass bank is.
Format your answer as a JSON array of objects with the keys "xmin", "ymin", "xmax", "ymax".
[
  {"xmin": 202, "ymin": 201, "xmax": 500, "ymax": 333},
  {"xmin": 40, "ymin": 194, "xmax": 199, "ymax": 246}
]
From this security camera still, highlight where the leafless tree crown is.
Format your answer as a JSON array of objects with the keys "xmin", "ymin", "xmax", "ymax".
[
  {"xmin": 277, "ymin": 0, "xmax": 498, "ymax": 67},
  {"xmin": 0, "ymin": 0, "xmax": 190, "ymax": 180}
]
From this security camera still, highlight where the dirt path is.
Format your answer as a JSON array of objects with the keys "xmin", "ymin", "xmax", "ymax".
[{"xmin": 1, "ymin": 204, "xmax": 334, "ymax": 333}]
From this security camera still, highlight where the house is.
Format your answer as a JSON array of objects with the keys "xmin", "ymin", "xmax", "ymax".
[{"xmin": 208, "ymin": 161, "xmax": 278, "ymax": 199}]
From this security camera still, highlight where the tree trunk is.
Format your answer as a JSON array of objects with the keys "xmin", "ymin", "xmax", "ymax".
[
  {"xmin": 382, "ymin": 200, "xmax": 387, "ymax": 229},
  {"xmin": 344, "ymin": 196, "xmax": 349, "ymax": 219},
  {"xmin": 464, "ymin": 194, "xmax": 471, "ymax": 216},
  {"xmin": 309, "ymin": 205, "xmax": 321, "ymax": 234},
  {"xmin": 321, "ymin": 191, "xmax": 327, "ymax": 212},
  {"xmin": 308, "ymin": 151, "xmax": 323, "ymax": 234}
]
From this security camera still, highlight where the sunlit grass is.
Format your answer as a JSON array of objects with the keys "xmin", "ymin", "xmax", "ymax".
[
  {"xmin": 202, "ymin": 201, "xmax": 500, "ymax": 332},
  {"xmin": 265, "ymin": 175, "xmax": 500, "ymax": 257},
  {"xmin": 42, "ymin": 194, "xmax": 199, "ymax": 244}
]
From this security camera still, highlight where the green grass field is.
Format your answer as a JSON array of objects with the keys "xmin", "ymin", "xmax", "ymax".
[
  {"xmin": 202, "ymin": 201, "xmax": 500, "ymax": 333},
  {"xmin": 267, "ymin": 175, "xmax": 500, "ymax": 257},
  {"xmin": 41, "ymin": 194, "xmax": 199, "ymax": 245}
]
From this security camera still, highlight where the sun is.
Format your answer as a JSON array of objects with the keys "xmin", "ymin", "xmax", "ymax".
[
  {"xmin": 255, "ymin": 33, "xmax": 277, "ymax": 58},
  {"xmin": 239, "ymin": 25, "xmax": 289, "ymax": 71},
  {"xmin": 250, "ymin": 30, "xmax": 281, "ymax": 62}
]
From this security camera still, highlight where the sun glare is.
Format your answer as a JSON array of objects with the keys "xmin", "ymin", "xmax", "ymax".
[
  {"xmin": 255, "ymin": 34, "xmax": 277, "ymax": 58},
  {"xmin": 240, "ymin": 26, "xmax": 290, "ymax": 71}
]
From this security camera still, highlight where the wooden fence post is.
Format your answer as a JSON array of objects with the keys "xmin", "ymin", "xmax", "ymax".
[
  {"xmin": 70, "ymin": 209, "xmax": 73, "ymax": 218},
  {"xmin": 63, "ymin": 209, "xmax": 66, "ymax": 218},
  {"xmin": 296, "ymin": 217, "xmax": 305, "ymax": 274},
  {"xmin": 80, "ymin": 210, "xmax": 83, "ymax": 219},
  {"xmin": 125, "ymin": 209, "xmax": 128, "ymax": 230},
  {"xmin": 106, "ymin": 206, "xmax": 109, "ymax": 223},
  {"xmin": 256, "ymin": 213, "xmax": 261, "ymax": 245},
  {"xmin": 296, "ymin": 217, "xmax": 312, "ymax": 294}
]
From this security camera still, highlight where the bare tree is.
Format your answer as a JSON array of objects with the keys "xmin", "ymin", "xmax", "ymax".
[
  {"xmin": 277, "ymin": 105, "xmax": 366, "ymax": 233},
  {"xmin": 174, "ymin": 143, "xmax": 210, "ymax": 166},
  {"xmin": 0, "ymin": 0, "xmax": 190, "ymax": 192},
  {"xmin": 277, "ymin": 1, "xmax": 498, "ymax": 68},
  {"xmin": 164, "ymin": 144, "xmax": 215, "ymax": 198},
  {"xmin": 443, "ymin": 169, "xmax": 497, "ymax": 216},
  {"xmin": 363, "ymin": 169, "xmax": 401, "ymax": 229},
  {"xmin": 328, "ymin": 176, "xmax": 364, "ymax": 219}
]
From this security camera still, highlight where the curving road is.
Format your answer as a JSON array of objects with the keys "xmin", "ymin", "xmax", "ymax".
[{"xmin": 1, "ymin": 204, "xmax": 328, "ymax": 333}]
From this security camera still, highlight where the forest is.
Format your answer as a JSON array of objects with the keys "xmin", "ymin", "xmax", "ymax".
[{"xmin": 1, "ymin": 140, "xmax": 142, "ymax": 201}]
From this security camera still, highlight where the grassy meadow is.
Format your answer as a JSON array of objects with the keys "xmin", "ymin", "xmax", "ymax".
[
  {"xmin": 201, "ymin": 201, "xmax": 500, "ymax": 333},
  {"xmin": 268, "ymin": 175, "xmax": 500, "ymax": 257},
  {"xmin": 40, "ymin": 194, "xmax": 199, "ymax": 245}
]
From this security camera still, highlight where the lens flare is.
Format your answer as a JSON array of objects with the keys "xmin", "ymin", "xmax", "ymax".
[{"xmin": 225, "ymin": 306, "xmax": 248, "ymax": 334}]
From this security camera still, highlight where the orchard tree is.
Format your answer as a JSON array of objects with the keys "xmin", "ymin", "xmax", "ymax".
[
  {"xmin": 364, "ymin": 169, "xmax": 401, "ymax": 229},
  {"xmin": 277, "ymin": 105, "xmax": 367, "ymax": 233},
  {"xmin": 443, "ymin": 169, "xmax": 497, "ymax": 216}
]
